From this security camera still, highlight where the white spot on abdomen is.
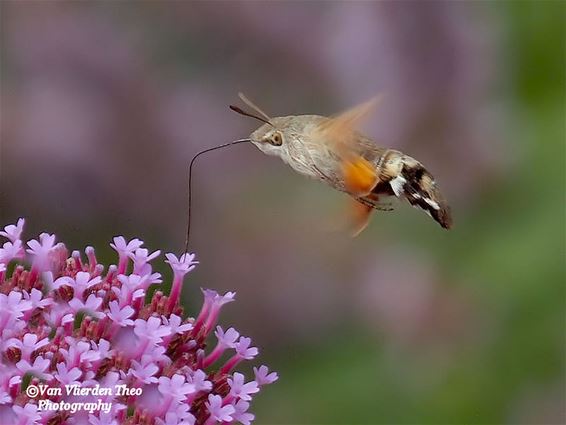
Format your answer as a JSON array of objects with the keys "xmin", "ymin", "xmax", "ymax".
[
  {"xmin": 389, "ymin": 176, "xmax": 406, "ymax": 196},
  {"xmin": 424, "ymin": 198, "xmax": 440, "ymax": 210}
]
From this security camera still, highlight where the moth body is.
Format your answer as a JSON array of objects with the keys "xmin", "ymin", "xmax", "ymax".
[{"xmin": 233, "ymin": 95, "xmax": 453, "ymax": 232}]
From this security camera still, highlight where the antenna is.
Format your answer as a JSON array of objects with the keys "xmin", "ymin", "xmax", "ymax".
[
  {"xmin": 184, "ymin": 139, "xmax": 250, "ymax": 253},
  {"xmin": 229, "ymin": 105, "xmax": 273, "ymax": 126},
  {"xmin": 238, "ymin": 92, "xmax": 272, "ymax": 123}
]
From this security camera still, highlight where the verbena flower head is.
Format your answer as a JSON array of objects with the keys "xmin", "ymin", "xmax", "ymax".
[{"xmin": 0, "ymin": 219, "xmax": 277, "ymax": 425}]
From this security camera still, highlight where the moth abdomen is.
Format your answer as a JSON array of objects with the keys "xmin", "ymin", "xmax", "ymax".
[
  {"xmin": 399, "ymin": 161, "xmax": 453, "ymax": 229},
  {"xmin": 361, "ymin": 151, "xmax": 452, "ymax": 230}
]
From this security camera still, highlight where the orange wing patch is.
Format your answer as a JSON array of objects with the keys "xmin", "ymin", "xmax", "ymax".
[{"xmin": 342, "ymin": 157, "xmax": 379, "ymax": 196}]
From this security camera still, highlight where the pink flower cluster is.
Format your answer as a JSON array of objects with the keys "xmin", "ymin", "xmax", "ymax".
[{"xmin": 0, "ymin": 219, "xmax": 277, "ymax": 425}]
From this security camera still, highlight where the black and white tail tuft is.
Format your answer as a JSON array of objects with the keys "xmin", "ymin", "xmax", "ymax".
[{"xmin": 397, "ymin": 159, "xmax": 452, "ymax": 229}]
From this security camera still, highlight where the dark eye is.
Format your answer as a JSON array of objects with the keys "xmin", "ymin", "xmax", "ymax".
[{"xmin": 270, "ymin": 132, "xmax": 282, "ymax": 146}]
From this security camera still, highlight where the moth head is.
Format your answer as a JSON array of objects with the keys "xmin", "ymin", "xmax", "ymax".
[
  {"xmin": 230, "ymin": 93, "xmax": 284, "ymax": 156},
  {"xmin": 246, "ymin": 125, "xmax": 283, "ymax": 156}
]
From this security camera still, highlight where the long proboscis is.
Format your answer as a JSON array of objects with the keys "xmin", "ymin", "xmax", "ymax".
[{"xmin": 184, "ymin": 139, "xmax": 250, "ymax": 253}]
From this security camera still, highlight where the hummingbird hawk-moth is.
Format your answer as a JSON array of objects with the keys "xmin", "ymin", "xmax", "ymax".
[
  {"xmin": 230, "ymin": 93, "xmax": 452, "ymax": 234},
  {"xmin": 184, "ymin": 93, "xmax": 452, "ymax": 251}
]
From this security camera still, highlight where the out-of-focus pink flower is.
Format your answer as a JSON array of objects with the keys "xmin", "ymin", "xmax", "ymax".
[
  {"xmin": 26, "ymin": 233, "xmax": 56, "ymax": 273},
  {"xmin": 54, "ymin": 362, "xmax": 82, "ymax": 386},
  {"xmin": 233, "ymin": 399, "xmax": 255, "ymax": 425},
  {"xmin": 0, "ymin": 240, "xmax": 25, "ymax": 264},
  {"xmin": 253, "ymin": 365, "xmax": 279, "ymax": 386},
  {"xmin": 0, "ymin": 218, "xmax": 25, "ymax": 242},
  {"xmin": 12, "ymin": 403, "xmax": 42, "ymax": 425}
]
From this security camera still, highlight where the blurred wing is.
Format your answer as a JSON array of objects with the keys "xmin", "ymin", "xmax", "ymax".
[
  {"xmin": 348, "ymin": 194, "xmax": 397, "ymax": 237},
  {"xmin": 313, "ymin": 96, "xmax": 384, "ymax": 197},
  {"xmin": 349, "ymin": 200, "xmax": 374, "ymax": 237},
  {"xmin": 316, "ymin": 95, "xmax": 382, "ymax": 146},
  {"xmin": 315, "ymin": 96, "xmax": 381, "ymax": 151}
]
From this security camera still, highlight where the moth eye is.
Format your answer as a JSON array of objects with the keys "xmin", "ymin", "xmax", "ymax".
[{"xmin": 270, "ymin": 132, "xmax": 283, "ymax": 146}]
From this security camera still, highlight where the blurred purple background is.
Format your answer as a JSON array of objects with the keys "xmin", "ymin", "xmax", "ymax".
[{"xmin": 1, "ymin": 2, "xmax": 564, "ymax": 424}]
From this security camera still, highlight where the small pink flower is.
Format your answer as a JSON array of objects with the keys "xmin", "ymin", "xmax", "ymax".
[
  {"xmin": 205, "ymin": 394, "xmax": 235, "ymax": 423},
  {"xmin": 235, "ymin": 337, "xmax": 259, "ymax": 360},
  {"xmin": 156, "ymin": 404, "xmax": 195, "ymax": 425},
  {"xmin": 0, "ymin": 218, "xmax": 25, "ymax": 243},
  {"xmin": 162, "ymin": 314, "xmax": 193, "ymax": 335},
  {"xmin": 5, "ymin": 333, "xmax": 49, "ymax": 362},
  {"xmin": 165, "ymin": 253, "xmax": 199, "ymax": 311},
  {"xmin": 26, "ymin": 233, "xmax": 56, "ymax": 273},
  {"xmin": 253, "ymin": 365, "xmax": 279, "ymax": 386},
  {"xmin": 0, "ymin": 240, "xmax": 24, "ymax": 264},
  {"xmin": 165, "ymin": 252, "xmax": 198, "ymax": 276},
  {"xmin": 115, "ymin": 274, "xmax": 147, "ymax": 306},
  {"xmin": 130, "ymin": 355, "xmax": 159, "ymax": 384},
  {"xmin": 186, "ymin": 369, "xmax": 212, "ymax": 393},
  {"xmin": 158, "ymin": 374, "xmax": 196, "ymax": 402},
  {"xmin": 134, "ymin": 317, "xmax": 171, "ymax": 343},
  {"xmin": 0, "ymin": 387, "xmax": 11, "ymax": 404},
  {"xmin": 72, "ymin": 271, "xmax": 102, "ymax": 300},
  {"xmin": 91, "ymin": 339, "xmax": 113, "ymax": 360},
  {"xmin": 69, "ymin": 294, "xmax": 104, "ymax": 319},
  {"xmin": 54, "ymin": 362, "xmax": 83, "ymax": 385},
  {"xmin": 110, "ymin": 236, "xmax": 144, "ymax": 256},
  {"xmin": 107, "ymin": 301, "xmax": 135, "ymax": 327},
  {"xmin": 60, "ymin": 339, "xmax": 101, "ymax": 367},
  {"xmin": 194, "ymin": 289, "xmax": 236, "ymax": 336},
  {"xmin": 228, "ymin": 372, "xmax": 260, "ymax": 401},
  {"xmin": 110, "ymin": 236, "xmax": 144, "ymax": 274},
  {"xmin": 23, "ymin": 288, "xmax": 53, "ymax": 310},
  {"xmin": 203, "ymin": 327, "xmax": 239, "ymax": 368},
  {"xmin": 233, "ymin": 399, "xmax": 255, "ymax": 425},
  {"xmin": 220, "ymin": 337, "xmax": 259, "ymax": 374},
  {"xmin": 51, "ymin": 275, "xmax": 75, "ymax": 290},
  {"xmin": 16, "ymin": 355, "xmax": 52, "ymax": 380},
  {"xmin": 129, "ymin": 248, "xmax": 160, "ymax": 275},
  {"xmin": 12, "ymin": 402, "xmax": 41, "ymax": 425},
  {"xmin": 0, "ymin": 292, "xmax": 33, "ymax": 323}
]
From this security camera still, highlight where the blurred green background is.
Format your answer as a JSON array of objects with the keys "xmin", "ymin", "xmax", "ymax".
[{"xmin": 1, "ymin": 1, "xmax": 564, "ymax": 424}]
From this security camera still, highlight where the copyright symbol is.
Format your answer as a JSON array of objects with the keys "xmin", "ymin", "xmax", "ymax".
[{"xmin": 26, "ymin": 385, "xmax": 39, "ymax": 398}]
